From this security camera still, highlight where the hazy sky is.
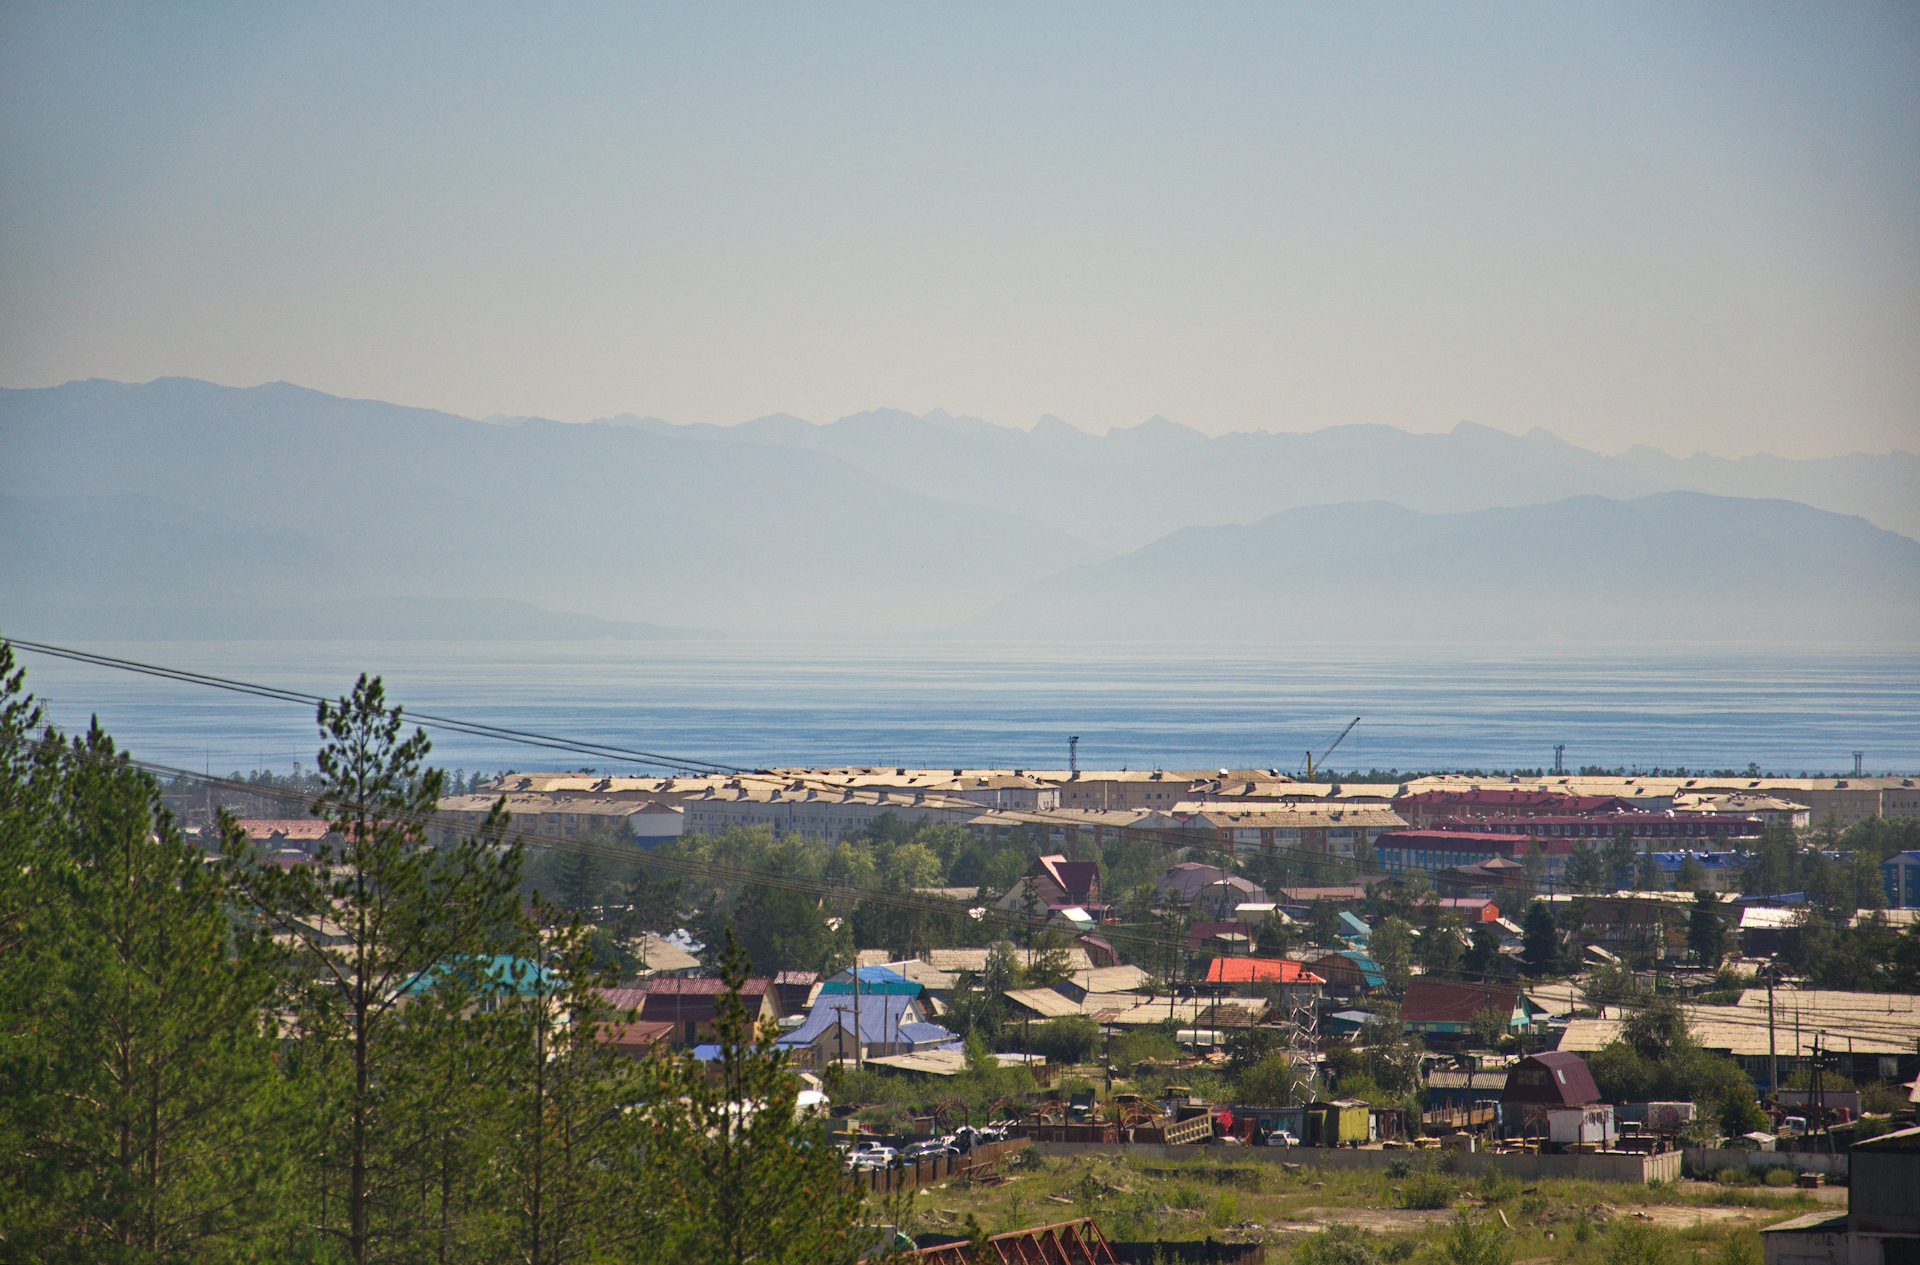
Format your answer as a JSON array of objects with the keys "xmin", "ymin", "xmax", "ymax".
[{"xmin": 3, "ymin": 4, "xmax": 1915, "ymax": 458}]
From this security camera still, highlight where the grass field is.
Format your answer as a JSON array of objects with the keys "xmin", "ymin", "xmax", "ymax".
[{"xmin": 894, "ymin": 1149, "xmax": 1829, "ymax": 1261}]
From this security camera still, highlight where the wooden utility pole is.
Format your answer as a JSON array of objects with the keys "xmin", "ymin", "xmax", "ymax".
[{"xmin": 1767, "ymin": 969, "xmax": 1778, "ymax": 1098}]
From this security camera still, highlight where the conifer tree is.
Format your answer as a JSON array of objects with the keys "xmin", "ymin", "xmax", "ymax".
[
  {"xmin": 229, "ymin": 674, "xmax": 524, "ymax": 1264},
  {"xmin": 0, "ymin": 641, "xmax": 284, "ymax": 1262}
]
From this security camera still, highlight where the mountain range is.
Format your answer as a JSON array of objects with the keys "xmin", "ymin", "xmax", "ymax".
[{"xmin": 2, "ymin": 377, "xmax": 1915, "ymax": 642}]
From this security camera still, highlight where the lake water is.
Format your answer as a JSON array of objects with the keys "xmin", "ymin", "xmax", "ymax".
[{"xmin": 13, "ymin": 640, "xmax": 1919, "ymax": 780}]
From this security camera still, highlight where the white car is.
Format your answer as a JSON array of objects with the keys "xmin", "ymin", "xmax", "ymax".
[{"xmin": 1265, "ymin": 1130, "xmax": 1300, "ymax": 1148}]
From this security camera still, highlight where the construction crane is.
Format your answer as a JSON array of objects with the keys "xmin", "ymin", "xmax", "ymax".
[{"xmin": 1302, "ymin": 717, "xmax": 1360, "ymax": 782}]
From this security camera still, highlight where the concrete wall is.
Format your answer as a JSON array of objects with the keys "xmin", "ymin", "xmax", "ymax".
[
  {"xmin": 1031, "ymin": 1142, "xmax": 1681, "ymax": 1185},
  {"xmin": 1685, "ymin": 1148, "xmax": 1849, "ymax": 1179}
]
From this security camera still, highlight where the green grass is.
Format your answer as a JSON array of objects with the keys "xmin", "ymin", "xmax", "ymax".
[{"xmin": 891, "ymin": 1152, "xmax": 1825, "ymax": 1251}]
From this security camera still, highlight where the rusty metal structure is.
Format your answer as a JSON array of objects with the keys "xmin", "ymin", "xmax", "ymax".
[{"xmin": 901, "ymin": 1217, "xmax": 1118, "ymax": 1263}]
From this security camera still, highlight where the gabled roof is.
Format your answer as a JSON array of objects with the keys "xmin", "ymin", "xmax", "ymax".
[
  {"xmin": 1402, "ymin": 979, "xmax": 1520, "ymax": 1025},
  {"xmin": 1035, "ymin": 854, "xmax": 1099, "ymax": 899},
  {"xmin": 776, "ymin": 994, "xmax": 925, "ymax": 1048},
  {"xmin": 1204, "ymin": 957, "xmax": 1326, "ymax": 985},
  {"xmin": 1502, "ymin": 1051, "xmax": 1600, "ymax": 1106}
]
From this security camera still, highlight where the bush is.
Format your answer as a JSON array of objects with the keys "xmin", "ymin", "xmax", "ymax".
[
  {"xmin": 1297, "ymin": 1223, "xmax": 1381, "ymax": 1265},
  {"xmin": 1477, "ymin": 1166, "xmax": 1521, "ymax": 1203},
  {"xmin": 1718, "ymin": 1231, "xmax": 1762, "ymax": 1265},
  {"xmin": 1215, "ymin": 1193, "xmax": 1239, "ymax": 1225},
  {"xmin": 1763, "ymin": 1168, "xmax": 1794, "ymax": 1188},
  {"xmin": 1401, "ymin": 1166, "xmax": 1457, "ymax": 1210},
  {"xmin": 1027, "ymin": 1015, "xmax": 1100, "ymax": 1065},
  {"xmin": 1607, "ymin": 1222, "xmax": 1672, "ymax": 1265},
  {"xmin": 1441, "ymin": 1213, "xmax": 1513, "ymax": 1265}
]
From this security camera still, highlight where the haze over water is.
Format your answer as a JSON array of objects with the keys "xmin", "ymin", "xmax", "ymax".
[{"xmin": 20, "ymin": 641, "xmax": 1919, "ymax": 781}]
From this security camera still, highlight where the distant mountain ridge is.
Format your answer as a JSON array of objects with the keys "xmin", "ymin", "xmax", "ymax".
[
  {"xmin": 2, "ymin": 377, "xmax": 1914, "ymax": 641},
  {"xmin": 610, "ymin": 407, "xmax": 1920, "ymax": 550},
  {"xmin": 961, "ymin": 492, "xmax": 1920, "ymax": 642}
]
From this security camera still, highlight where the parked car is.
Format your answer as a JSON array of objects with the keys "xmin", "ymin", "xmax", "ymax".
[{"xmin": 1265, "ymin": 1130, "xmax": 1300, "ymax": 1148}]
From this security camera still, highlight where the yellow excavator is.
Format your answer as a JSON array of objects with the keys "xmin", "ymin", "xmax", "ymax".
[{"xmin": 1302, "ymin": 716, "xmax": 1360, "ymax": 782}]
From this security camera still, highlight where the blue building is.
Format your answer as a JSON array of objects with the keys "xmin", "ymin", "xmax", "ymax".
[{"xmin": 1884, "ymin": 851, "xmax": 1920, "ymax": 909}]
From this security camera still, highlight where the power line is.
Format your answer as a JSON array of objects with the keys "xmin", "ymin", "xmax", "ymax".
[
  {"xmin": 9, "ymin": 637, "xmax": 1751, "ymax": 910},
  {"xmin": 9, "ymin": 638, "xmax": 746, "ymax": 775}
]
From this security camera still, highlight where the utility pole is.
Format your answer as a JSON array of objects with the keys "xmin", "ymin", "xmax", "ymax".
[
  {"xmin": 853, "ymin": 966, "xmax": 862, "ymax": 1072},
  {"xmin": 1553, "ymin": 744, "xmax": 1566, "ymax": 777},
  {"xmin": 1766, "ymin": 968, "xmax": 1778, "ymax": 1099}
]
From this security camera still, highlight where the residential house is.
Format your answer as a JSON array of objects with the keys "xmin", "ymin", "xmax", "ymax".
[
  {"xmin": 1400, "ymin": 980, "xmax": 1545, "ymax": 1038},
  {"xmin": 602, "ymin": 977, "xmax": 781, "ymax": 1047},
  {"xmin": 774, "ymin": 993, "xmax": 948, "ymax": 1067},
  {"xmin": 1301, "ymin": 948, "xmax": 1388, "ymax": 997},
  {"xmin": 1501, "ymin": 1050, "xmax": 1603, "ymax": 1140},
  {"xmin": 1192, "ymin": 875, "xmax": 1269, "ymax": 921},
  {"xmin": 995, "ymin": 854, "xmax": 1103, "ymax": 919},
  {"xmin": 773, "ymin": 970, "xmax": 820, "ymax": 1015},
  {"xmin": 1203, "ymin": 956, "xmax": 1325, "ymax": 1006},
  {"xmin": 1152, "ymin": 862, "xmax": 1234, "ymax": 908}
]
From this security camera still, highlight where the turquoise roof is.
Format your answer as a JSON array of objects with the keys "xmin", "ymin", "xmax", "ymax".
[{"xmin": 820, "ymin": 965, "xmax": 922, "ymax": 997}]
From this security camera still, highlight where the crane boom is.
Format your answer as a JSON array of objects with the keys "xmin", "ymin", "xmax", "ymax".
[{"xmin": 1303, "ymin": 716, "xmax": 1360, "ymax": 782}]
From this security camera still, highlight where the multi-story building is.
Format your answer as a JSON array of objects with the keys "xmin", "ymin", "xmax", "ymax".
[{"xmin": 1173, "ymin": 805, "xmax": 1407, "ymax": 862}]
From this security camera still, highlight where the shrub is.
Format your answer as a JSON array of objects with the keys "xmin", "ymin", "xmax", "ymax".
[
  {"xmin": 1028, "ymin": 1015, "xmax": 1100, "ymax": 1065},
  {"xmin": 1297, "ymin": 1223, "xmax": 1381, "ymax": 1265},
  {"xmin": 1215, "ymin": 1193, "xmax": 1239, "ymax": 1225},
  {"xmin": 1607, "ymin": 1222, "xmax": 1673, "ymax": 1265},
  {"xmin": 1169, "ymin": 1184, "xmax": 1204, "ymax": 1210},
  {"xmin": 1401, "ymin": 1167, "xmax": 1457, "ymax": 1210},
  {"xmin": 1441, "ymin": 1213, "xmax": 1513, "ymax": 1265},
  {"xmin": 1718, "ymin": 1231, "xmax": 1762, "ymax": 1265},
  {"xmin": 1477, "ymin": 1166, "xmax": 1521, "ymax": 1203},
  {"xmin": 1763, "ymin": 1168, "xmax": 1794, "ymax": 1188}
]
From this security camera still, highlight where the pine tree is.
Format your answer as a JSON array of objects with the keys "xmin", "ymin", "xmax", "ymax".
[
  {"xmin": 229, "ymin": 674, "xmax": 525, "ymax": 1264},
  {"xmin": 1521, "ymin": 900, "xmax": 1559, "ymax": 978},
  {"xmin": 0, "ymin": 642, "xmax": 284, "ymax": 1261},
  {"xmin": 637, "ymin": 932, "xmax": 868, "ymax": 1265},
  {"xmin": 494, "ymin": 903, "xmax": 650, "ymax": 1264},
  {"xmin": 1688, "ymin": 890, "xmax": 1725, "ymax": 969}
]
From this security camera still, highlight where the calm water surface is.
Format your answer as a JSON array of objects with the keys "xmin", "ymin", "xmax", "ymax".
[{"xmin": 16, "ymin": 640, "xmax": 1919, "ymax": 779}]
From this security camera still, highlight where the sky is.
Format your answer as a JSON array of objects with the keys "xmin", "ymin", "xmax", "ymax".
[{"xmin": 2, "ymin": 3, "xmax": 1916, "ymax": 458}]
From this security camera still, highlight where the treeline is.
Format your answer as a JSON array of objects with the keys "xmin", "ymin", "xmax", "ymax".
[{"xmin": 0, "ymin": 643, "xmax": 867, "ymax": 1265}]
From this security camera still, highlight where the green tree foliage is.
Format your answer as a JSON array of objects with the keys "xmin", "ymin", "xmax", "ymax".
[
  {"xmin": 0, "ymin": 686, "xmax": 285, "ymax": 1261},
  {"xmin": 1521, "ymin": 900, "xmax": 1559, "ymax": 977},
  {"xmin": 229, "ymin": 674, "xmax": 528, "ymax": 1263},
  {"xmin": 1235, "ymin": 1052, "xmax": 1300, "ymax": 1106},
  {"xmin": 492, "ymin": 907, "xmax": 653, "ymax": 1265},
  {"xmin": 637, "ymin": 933, "xmax": 868, "ymax": 1265},
  {"xmin": 1587, "ymin": 997, "xmax": 1760, "ymax": 1137},
  {"xmin": 1026, "ymin": 1015, "xmax": 1099, "ymax": 1065},
  {"xmin": 1463, "ymin": 924, "xmax": 1502, "ymax": 979},
  {"xmin": 1564, "ymin": 846, "xmax": 1607, "ymax": 894},
  {"xmin": 1688, "ymin": 891, "xmax": 1726, "ymax": 968},
  {"xmin": 1297, "ymin": 1222, "xmax": 1380, "ymax": 1265},
  {"xmin": 0, "ymin": 643, "xmax": 884, "ymax": 1264},
  {"xmin": 1604, "ymin": 831, "xmax": 1639, "ymax": 891},
  {"xmin": 1370, "ymin": 915, "xmax": 1414, "ymax": 988},
  {"xmin": 1416, "ymin": 919, "xmax": 1465, "ymax": 977},
  {"xmin": 1441, "ymin": 1212, "xmax": 1513, "ymax": 1265}
]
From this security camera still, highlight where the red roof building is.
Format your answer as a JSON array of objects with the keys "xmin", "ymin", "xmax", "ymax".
[
  {"xmin": 1501, "ymin": 1051, "xmax": 1601, "ymax": 1108},
  {"xmin": 599, "ymin": 977, "xmax": 781, "ymax": 1045},
  {"xmin": 1205, "ymin": 956, "xmax": 1326, "ymax": 1002},
  {"xmin": 1205, "ymin": 957, "xmax": 1324, "ymax": 985},
  {"xmin": 1400, "ymin": 979, "xmax": 1540, "ymax": 1037}
]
